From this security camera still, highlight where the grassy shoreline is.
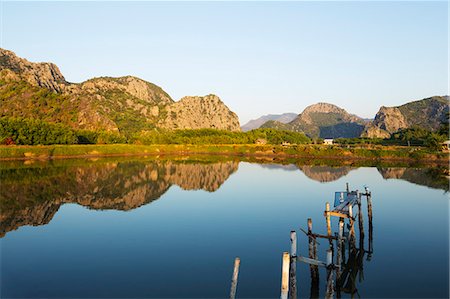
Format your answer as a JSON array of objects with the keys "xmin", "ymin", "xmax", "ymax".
[{"xmin": 0, "ymin": 144, "xmax": 448, "ymax": 164}]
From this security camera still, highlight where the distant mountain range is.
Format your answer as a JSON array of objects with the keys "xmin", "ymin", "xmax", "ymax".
[
  {"xmin": 249, "ymin": 97, "xmax": 448, "ymax": 138},
  {"xmin": 1, "ymin": 48, "xmax": 448, "ymax": 139},
  {"xmin": 0, "ymin": 48, "xmax": 240, "ymax": 135},
  {"xmin": 241, "ymin": 113, "xmax": 297, "ymax": 132}
]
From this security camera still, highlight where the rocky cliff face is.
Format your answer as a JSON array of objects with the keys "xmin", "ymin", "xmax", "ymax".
[
  {"xmin": 159, "ymin": 94, "xmax": 241, "ymax": 131},
  {"xmin": 262, "ymin": 102, "xmax": 366, "ymax": 138},
  {"xmin": 0, "ymin": 48, "xmax": 67, "ymax": 92},
  {"xmin": 0, "ymin": 49, "xmax": 241, "ymax": 134},
  {"xmin": 362, "ymin": 96, "xmax": 449, "ymax": 138}
]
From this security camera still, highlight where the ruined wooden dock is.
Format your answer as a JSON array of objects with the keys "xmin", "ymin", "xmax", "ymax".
[{"xmin": 228, "ymin": 184, "xmax": 374, "ymax": 299}]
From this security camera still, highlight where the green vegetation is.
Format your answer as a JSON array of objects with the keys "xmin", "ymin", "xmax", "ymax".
[
  {"xmin": 0, "ymin": 117, "xmax": 126, "ymax": 145},
  {"xmin": 132, "ymin": 128, "xmax": 311, "ymax": 145},
  {"xmin": 0, "ymin": 117, "xmax": 311, "ymax": 146},
  {"xmin": 0, "ymin": 76, "xmax": 79, "ymax": 125},
  {"xmin": 0, "ymin": 143, "xmax": 447, "ymax": 163},
  {"xmin": 335, "ymin": 125, "xmax": 449, "ymax": 150},
  {"xmin": 0, "ymin": 117, "xmax": 77, "ymax": 145},
  {"xmin": 397, "ymin": 96, "xmax": 449, "ymax": 130}
]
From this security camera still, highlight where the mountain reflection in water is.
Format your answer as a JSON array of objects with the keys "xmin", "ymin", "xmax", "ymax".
[
  {"xmin": 0, "ymin": 159, "xmax": 239, "ymax": 237},
  {"xmin": 0, "ymin": 158, "xmax": 447, "ymax": 238}
]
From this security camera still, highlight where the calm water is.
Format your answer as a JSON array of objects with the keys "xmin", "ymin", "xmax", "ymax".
[{"xmin": 0, "ymin": 157, "xmax": 448, "ymax": 298}]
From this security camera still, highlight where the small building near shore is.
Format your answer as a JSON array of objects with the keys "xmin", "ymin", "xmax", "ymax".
[
  {"xmin": 324, "ymin": 139, "xmax": 334, "ymax": 145},
  {"xmin": 442, "ymin": 140, "xmax": 450, "ymax": 151}
]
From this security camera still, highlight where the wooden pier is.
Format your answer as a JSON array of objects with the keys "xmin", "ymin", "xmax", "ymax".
[{"xmin": 228, "ymin": 184, "xmax": 374, "ymax": 299}]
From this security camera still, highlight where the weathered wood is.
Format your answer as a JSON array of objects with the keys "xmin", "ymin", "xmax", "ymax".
[
  {"xmin": 325, "ymin": 202, "xmax": 332, "ymax": 237},
  {"xmin": 310, "ymin": 232, "xmax": 341, "ymax": 240},
  {"xmin": 327, "ymin": 211, "xmax": 350, "ymax": 219},
  {"xmin": 336, "ymin": 219, "xmax": 344, "ymax": 298},
  {"xmin": 336, "ymin": 219, "xmax": 344, "ymax": 278},
  {"xmin": 348, "ymin": 204, "xmax": 356, "ymax": 250},
  {"xmin": 307, "ymin": 218, "xmax": 319, "ymax": 299},
  {"xmin": 326, "ymin": 248, "xmax": 333, "ymax": 266},
  {"xmin": 297, "ymin": 256, "xmax": 327, "ymax": 267},
  {"xmin": 281, "ymin": 252, "xmax": 290, "ymax": 299},
  {"xmin": 289, "ymin": 231, "xmax": 297, "ymax": 299},
  {"xmin": 358, "ymin": 193, "xmax": 365, "ymax": 250},
  {"xmin": 325, "ymin": 248, "xmax": 335, "ymax": 299},
  {"xmin": 229, "ymin": 257, "xmax": 240, "ymax": 299},
  {"xmin": 367, "ymin": 191, "xmax": 373, "ymax": 260}
]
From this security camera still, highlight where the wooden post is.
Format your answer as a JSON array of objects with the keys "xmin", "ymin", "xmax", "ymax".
[
  {"xmin": 367, "ymin": 191, "xmax": 373, "ymax": 260},
  {"xmin": 325, "ymin": 248, "xmax": 334, "ymax": 299},
  {"xmin": 348, "ymin": 204, "xmax": 356, "ymax": 250},
  {"xmin": 336, "ymin": 219, "xmax": 344, "ymax": 298},
  {"xmin": 281, "ymin": 252, "xmax": 290, "ymax": 299},
  {"xmin": 357, "ymin": 193, "xmax": 365, "ymax": 250},
  {"xmin": 326, "ymin": 248, "xmax": 333, "ymax": 266},
  {"xmin": 229, "ymin": 257, "xmax": 240, "ymax": 299},
  {"xmin": 337, "ymin": 219, "xmax": 344, "ymax": 277},
  {"xmin": 325, "ymin": 202, "xmax": 331, "ymax": 237},
  {"xmin": 346, "ymin": 182, "xmax": 349, "ymax": 193},
  {"xmin": 308, "ymin": 218, "xmax": 319, "ymax": 298},
  {"xmin": 289, "ymin": 231, "xmax": 297, "ymax": 299}
]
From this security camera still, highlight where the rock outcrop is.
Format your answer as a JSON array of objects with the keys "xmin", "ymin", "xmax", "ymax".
[
  {"xmin": 0, "ymin": 48, "xmax": 241, "ymax": 134},
  {"xmin": 262, "ymin": 102, "xmax": 366, "ymax": 138},
  {"xmin": 362, "ymin": 96, "xmax": 449, "ymax": 138},
  {"xmin": 159, "ymin": 94, "xmax": 241, "ymax": 131},
  {"xmin": 0, "ymin": 48, "xmax": 67, "ymax": 92}
]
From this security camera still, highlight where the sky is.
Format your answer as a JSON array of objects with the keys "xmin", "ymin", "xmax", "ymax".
[{"xmin": 1, "ymin": 1, "xmax": 448, "ymax": 124}]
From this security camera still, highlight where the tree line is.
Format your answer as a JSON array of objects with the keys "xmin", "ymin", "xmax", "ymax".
[{"xmin": 1, "ymin": 116, "xmax": 447, "ymax": 149}]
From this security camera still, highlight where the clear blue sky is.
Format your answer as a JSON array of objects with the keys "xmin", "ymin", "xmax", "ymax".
[{"xmin": 1, "ymin": 1, "xmax": 448, "ymax": 124}]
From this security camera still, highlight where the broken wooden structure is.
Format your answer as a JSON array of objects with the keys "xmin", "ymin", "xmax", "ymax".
[
  {"xmin": 228, "ymin": 184, "xmax": 374, "ymax": 299},
  {"xmin": 281, "ymin": 184, "xmax": 374, "ymax": 299}
]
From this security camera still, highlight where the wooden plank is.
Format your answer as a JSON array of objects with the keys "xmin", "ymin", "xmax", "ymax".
[
  {"xmin": 326, "ymin": 211, "xmax": 349, "ymax": 218},
  {"xmin": 297, "ymin": 256, "xmax": 327, "ymax": 267},
  {"xmin": 310, "ymin": 232, "xmax": 339, "ymax": 240},
  {"xmin": 281, "ymin": 252, "xmax": 290, "ymax": 299}
]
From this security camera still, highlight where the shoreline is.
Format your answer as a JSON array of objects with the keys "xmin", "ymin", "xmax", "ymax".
[{"xmin": 0, "ymin": 144, "xmax": 448, "ymax": 165}]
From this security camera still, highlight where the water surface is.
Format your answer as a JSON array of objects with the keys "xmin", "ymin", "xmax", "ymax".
[{"xmin": 1, "ymin": 157, "xmax": 448, "ymax": 298}]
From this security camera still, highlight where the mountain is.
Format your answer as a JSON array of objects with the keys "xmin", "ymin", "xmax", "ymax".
[
  {"xmin": 241, "ymin": 113, "xmax": 297, "ymax": 132},
  {"xmin": 362, "ymin": 96, "xmax": 449, "ymax": 138},
  {"xmin": 261, "ymin": 103, "xmax": 367, "ymax": 138},
  {"xmin": 0, "ymin": 48, "xmax": 240, "ymax": 134}
]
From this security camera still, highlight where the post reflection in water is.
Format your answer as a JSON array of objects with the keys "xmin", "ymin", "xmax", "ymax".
[{"xmin": 0, "ymin": 157, "xmax": 448, "ymax": 298}]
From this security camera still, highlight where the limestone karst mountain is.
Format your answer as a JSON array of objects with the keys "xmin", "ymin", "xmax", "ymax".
[
  {"xmin": 0, "ymin": 48, "xmax": 240, "ymax": 134},
  {"xmin": 0, "ymin": 159, "xmax": 239, "ymax": 237},
  {"xmin": 362, "ymin": 96, "xmax": 449, "ymax": 138},
  {"xmin": 261, "ymin": 103, "xmax": 367, "ymax": 138},
  {"xmin": 241, "ymin": 113, "xmax": 297, "ymax": 132}
]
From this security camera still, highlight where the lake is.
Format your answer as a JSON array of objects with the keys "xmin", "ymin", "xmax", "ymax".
[{"xmin": 1, "ymin": 156, "xmax": 448, "ymax": 298}]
